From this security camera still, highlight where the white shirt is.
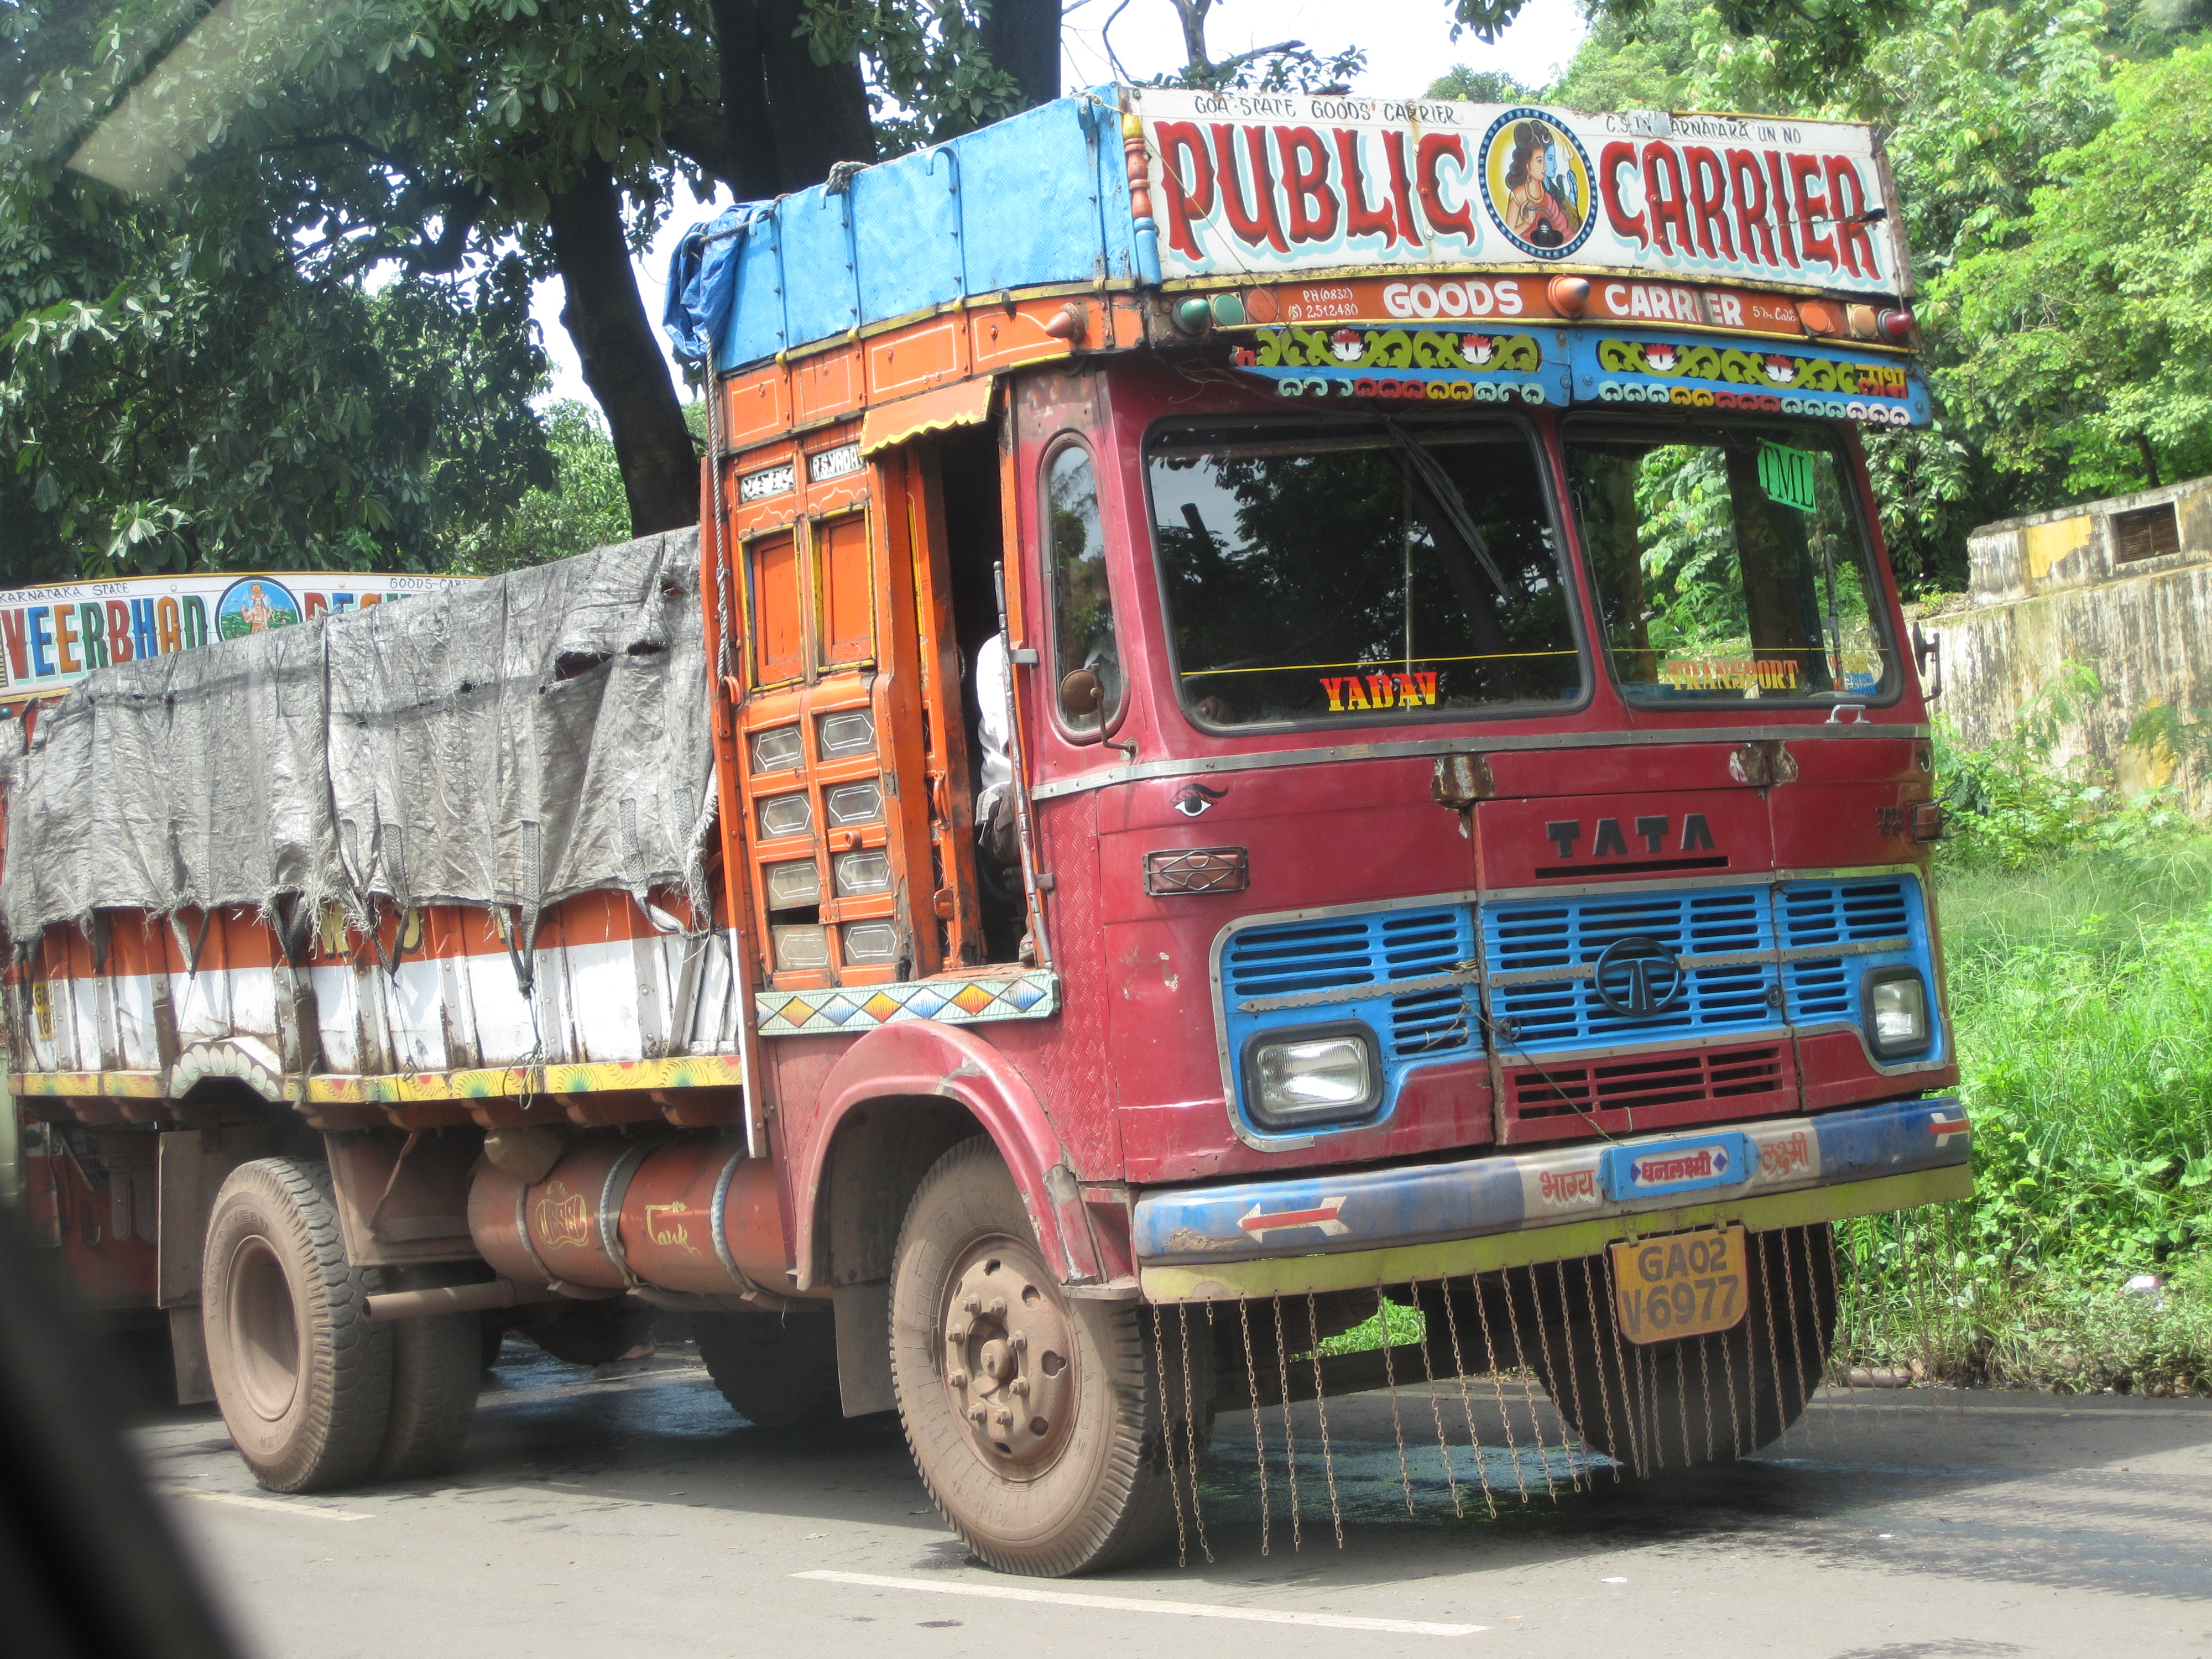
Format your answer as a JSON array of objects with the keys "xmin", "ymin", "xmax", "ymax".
[{"xmin": 974, "ymin": 631, "xmax": 1011, "ymax": 820}]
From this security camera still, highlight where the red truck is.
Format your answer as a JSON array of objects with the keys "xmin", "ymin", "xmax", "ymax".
[{"xmin": 3, "ymin": 88, "xmax": 1965, "ymax": 1577}]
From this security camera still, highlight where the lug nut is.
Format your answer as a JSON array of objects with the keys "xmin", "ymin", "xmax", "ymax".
[
  {"xmin": 987, "ymin": 1298, "xmax": 1007, "ymax": 1318},
  {"xmin": 971, "ymin": 1406, "xmax": 988, "ymax": 1424},
  {"xmin": 1010, "ymin": 1378, "xmax": 1029, "ymax": 1397},
  {"xmin": 948, "ymin": 1323, "xmax": 969, "ymax": 1343},
  {"xmin": 962, "ymin": 1295, "xmax": 981, "ymax": 1314},
  {"xmin": 948, "ymin": 1370, "xmax": 968, "ymax": 1389},
  {"xmin": 993, "ymin": 1409, "xmax": 1013, "ymax": 1428},
  {"xmin": 1010, "ymin": 1331, "xmax": 1027, "ymax": 1352}
]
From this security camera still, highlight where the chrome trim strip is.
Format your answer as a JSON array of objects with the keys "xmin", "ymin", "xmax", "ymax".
[
  {"xmin": 598, "ymin": 1140, "xmax": 655, "ymax": 1286},
  {"xmin": 1235, "ymin": 968, "xmax": 1481, "ymax": 1015},
  {"xmin": 1029, "ymin": 724, "xmax": 1929, "ymax": 802},
  {"xmin": 708, "ymin": 1146, "xmax": 751, "ymax": 1292}
]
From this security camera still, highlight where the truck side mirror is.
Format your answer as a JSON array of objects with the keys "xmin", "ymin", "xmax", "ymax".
[{"xmin": 1058, "ymin": 667, "xmax": 1103, "ymax": 725}]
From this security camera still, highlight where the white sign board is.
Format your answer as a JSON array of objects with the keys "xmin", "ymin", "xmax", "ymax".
[
  {"xmin": 1131, "ymin": 89, "xmax": 1907, "ymax": 298},
  {"xmin": 0, "ymin": 571, "xmax": 474, "ymax": 704}
]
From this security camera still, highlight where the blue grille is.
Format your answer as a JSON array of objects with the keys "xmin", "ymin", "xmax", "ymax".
[
  {"xmin": 1483, "ymin": 887, "xmax": 1776, "ymax": 1052},
  {"xmin": 1779, "ymin": 878, "xmax": 1916, "ymax": 1022},
  {"xmin": 1215, "ymin": 874, "xmax": 1935, "ymax": 1142},
  {"xmin": 1222, "ymin": 906, "xmax": 1478, "ymax": 1066}
]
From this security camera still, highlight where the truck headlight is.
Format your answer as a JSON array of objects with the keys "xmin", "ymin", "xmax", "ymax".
[
  {"xmin": 1863, "ymin": 967, "xmax": 1931, "ymax": 1059},
  {"xmin": 1243, "ymin": 1026, "xmax": 1379, "ymax": 1129}
]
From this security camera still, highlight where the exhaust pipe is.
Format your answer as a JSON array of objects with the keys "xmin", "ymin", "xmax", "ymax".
[{"xmin": 467, "ymin": 1138, "xmax": 810, "ymax": 1303}]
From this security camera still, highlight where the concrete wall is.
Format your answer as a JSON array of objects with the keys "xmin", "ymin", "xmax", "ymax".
[{"xmin": 1922, "ymin": 475, "xmax": 2212, "ymax": 804}]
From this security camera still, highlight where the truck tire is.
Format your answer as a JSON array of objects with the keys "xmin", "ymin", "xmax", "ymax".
[
  {"xmin": 890, "ymin": 1136, "xmax": 1208, "ymax": 1577},
  {"xmin": 371, "ymin": 1312, "xmax": 481, "ymax": 1480},
  {"xmin": 201, "ymin": 1158, "xmax": 392, "ymax": 1493},
  {"xmin": 695, "ymin": 1311, "xmax": 843, "ymax": 1428},
  {"xmin": 1540, "ymin": 1224, "xmax": 1838, "ymax": 1472}
]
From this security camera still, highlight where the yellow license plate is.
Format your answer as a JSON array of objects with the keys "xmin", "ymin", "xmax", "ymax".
[{"xmin": 1610, "ymin": 1227, "xmax": 1750, "ymax": 1345}]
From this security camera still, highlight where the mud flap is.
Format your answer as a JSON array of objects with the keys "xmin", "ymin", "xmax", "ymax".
[{"xmin": 833, "ymin": 1280, "xmax": 894, "ymax": 1416}]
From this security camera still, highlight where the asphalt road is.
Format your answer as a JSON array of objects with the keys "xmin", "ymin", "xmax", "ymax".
[{"xmin": 134, "ymin": 1333, "xmax": 2212, "ymax": 1659}]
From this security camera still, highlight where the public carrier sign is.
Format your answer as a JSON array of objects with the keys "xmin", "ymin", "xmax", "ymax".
[
  {"xmin": 1131, "ymin": 89, "xmax": 1908, "ymax": 298},
  {"xmin": 0, "ymin": 570, "xmax": 474, "ymax": 705}
]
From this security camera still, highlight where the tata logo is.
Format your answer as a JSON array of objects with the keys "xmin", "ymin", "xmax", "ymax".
[
  {"xmin": 1545, "ymin": 813, "xmax": 1717, "ymax": 860},
  {"xmin": 1591, "ymin": 935, "xmax": 1687, "ymax": 1019}
]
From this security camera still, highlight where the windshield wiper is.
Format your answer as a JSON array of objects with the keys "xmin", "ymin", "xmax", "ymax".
[{"xmin": 1383, "ymin": 419, "xmax": 1513, "ymax": 598}]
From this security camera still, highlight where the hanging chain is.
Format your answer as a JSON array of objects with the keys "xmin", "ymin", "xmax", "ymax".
[
  {"xmin": 1274, "ymin": 1293, "xmax": 1302, "ymax": 1550},
  {"xmin": 1378, "ymin": 1289, "xmax": 1416, "ymax": 1516},
  {"xmin": 1438, "ymin": 1277, "xmax": 1497, "ymax": 1519},
  {"xmin": 1306, "ymin": 1291, "xmax": 1344, "ymax": 1547},
  {"xmin": 1240, "ymin": 1297, "xmax": 1271, "ymax": 1556},
  {"xmin": 1181, "ymin": 1306, "xmax": 1213, "ymax": 1564},
  {"xmin": 1416, "ymin": 1283, "xmax": 1464, "ymax": 1518},
  {"xmin": 1151, "ymin": 1302, "xmax": 1187, "ymax": 1568}
]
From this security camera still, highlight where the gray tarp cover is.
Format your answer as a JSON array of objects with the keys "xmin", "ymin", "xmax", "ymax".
[{"xmin": 0, "ymin": 530, "xmax": 711, "ymax": 947}]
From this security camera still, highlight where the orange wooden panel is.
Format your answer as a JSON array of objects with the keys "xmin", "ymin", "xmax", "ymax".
[
  {"xmin": 790, "ymin": 346, "xmax": 864, "ymax": 427},
  {"xmin": 867, "ymin": 317, "xmax": 968, "ymax": 401},
  {"xmin": 724, "ymin": 369, "xmax": 789, "ymax": 448},
  {"xmin": 815, "ymin": 514, "xmax": 874, "ymax": 667},
  {"xmin": 749, "ymin": 531, "xmax": 806, "ymax": 686},
  {"xmin": 969, "ymin": 298, "xmax": 1085, "ymax": 372}
]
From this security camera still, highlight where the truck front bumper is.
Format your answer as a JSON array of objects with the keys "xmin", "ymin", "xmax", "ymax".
[{"xmin": 1133, "ymin": 1096, "xmax": 1970, "ymax": 1304}]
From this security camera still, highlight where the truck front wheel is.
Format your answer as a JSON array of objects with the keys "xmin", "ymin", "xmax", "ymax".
[
  {"xmin": 201, "ymin": 1159, "xmax": 393, "ymax": 1492},
  {"xmin": 890, "ymin": 1137, "xmax": 1204, "ymax": 1576}
]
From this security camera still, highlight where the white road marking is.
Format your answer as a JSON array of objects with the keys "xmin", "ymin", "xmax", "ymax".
[
  {"xmin": 164, "ymin": 1487, "xmax": 372, "ymax": 1522},
  {"xmin": 793, "ymin": 1570, "xmax": 1483, "ymax": 1635}
]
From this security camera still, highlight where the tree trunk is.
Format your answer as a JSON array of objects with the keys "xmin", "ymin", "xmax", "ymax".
[
  {"xmin": 546, "ymin": 160, "xmax": 698, "ymax": 535},
  {"xmin": 982, "ymin": 0, "xmax": 1064, "ymax": 108},
  {"xmin": 754, "ymin": 0, "xmax": 875, "ymax": 189},
  {"xmin": 703, "ymin": 0, "xmax": 791, "ymax": 199},
  {"xmin": 2136, "ymin": 431, "xmax": 2162, "ymax": 490}
]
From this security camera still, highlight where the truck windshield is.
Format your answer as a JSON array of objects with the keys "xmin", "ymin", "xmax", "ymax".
[
  {"xmin": 1564, "ymin": 419, "xmax": 1895, "ymax": 703},
  {"xmin": 1147, "ymin": 420, "xmax": 1581, "ymax": 729}
]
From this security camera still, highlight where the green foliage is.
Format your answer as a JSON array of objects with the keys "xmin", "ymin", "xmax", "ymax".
[
  {"xmin": 1933, "ymin": 662, "xmax": 2194, "ymax": 870},
  {"xmin": 1836, "ymin": 842, "xmax": 2212, "ymax": 1390},
  {"xmin": 1316, "ymin": 1297, "xmax": 1426, "ymax": 1357},
  {"xmin": 1422, "ymin": 67, "xmax": 1536, "ymax": 103},
  {"xmin": 1934, "ymin": 44, "xmax": 2212, "ymax": 498},
  {"xmin": 454, "ymin": 397, "xmax": 627, "ymax": 572}
]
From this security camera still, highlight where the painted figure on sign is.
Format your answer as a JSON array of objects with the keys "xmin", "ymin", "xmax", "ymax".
[
  {"xmin": 1504, "ymin": 122, "xmax": 1575, "ymax": 248},
  {"xmin": 241, "ymin": 583, "xmax": 275, "ymax": 633}
]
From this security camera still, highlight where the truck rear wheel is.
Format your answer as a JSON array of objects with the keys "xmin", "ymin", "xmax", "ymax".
[
  {"xmin": 1541, "ymin": 1224, "xmax": 1838, "ymax": 1472},
  {"xmin": 890, "ymin": 1137, "xmax": 1206, "ymax": 1577},
  {"xmin": 202, "ymin": 1159, "xmax": 393, "ymax": 1493},
  {"xmin": 371, "ymin": 1312, "xmax": 481, "ymax": 1480},
  {"xmin": 695, "ymin": 1311, "xmax": 842, "ymax": 1428}
]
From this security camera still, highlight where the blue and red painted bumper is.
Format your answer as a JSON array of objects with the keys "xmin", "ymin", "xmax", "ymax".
[{"xmin": 1133, "ymin": 1096, "xmax": 1970, "ymax": 1270}]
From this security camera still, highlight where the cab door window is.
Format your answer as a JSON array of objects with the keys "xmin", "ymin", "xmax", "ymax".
[{"xmin": 1045, "ymin": 443, "xmax": 1123, "ymax": 733}]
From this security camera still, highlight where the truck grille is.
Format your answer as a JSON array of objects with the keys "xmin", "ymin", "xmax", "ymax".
[
  {"xmin": 1484, "ymin": 886, "xmax": 1774, "ymax": 1052},
  {"xmin": 1503, "ymin": 1043, "xmax": 1791, "ymax": 1141},
  {"xmin": 1215, "ymin": 873, "xmax": 1930, "ymax": 1142},
  {"xmin": 1222, "ymin": 905, "xmax": 1479, "ymax": 1063}
]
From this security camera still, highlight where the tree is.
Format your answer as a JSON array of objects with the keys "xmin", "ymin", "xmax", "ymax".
[
  {"xmin": 1936, "ymin": 45, "xmax": 2212, "ymax": 498},
  {"xmin": 461, "ymin": 397, "xmax": 629, "ymax": 571}
]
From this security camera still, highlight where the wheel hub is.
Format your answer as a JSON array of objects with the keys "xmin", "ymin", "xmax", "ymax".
[{"xmin": 941, "ymin": 1243, "xmax": 1074, "ymax": 1472}]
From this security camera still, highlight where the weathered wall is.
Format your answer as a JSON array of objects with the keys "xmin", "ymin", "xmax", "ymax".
[{"xmin": 1923, "ymin": 475, "xmax": 2212, "ymax": 805}]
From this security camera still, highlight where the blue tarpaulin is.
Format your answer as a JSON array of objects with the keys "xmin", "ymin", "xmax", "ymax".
[{"xmin": 661, "ymin": 92, "xmax": 1138, "ymax": 374}]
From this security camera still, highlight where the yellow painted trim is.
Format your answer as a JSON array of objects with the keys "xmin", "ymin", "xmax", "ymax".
[
  {"xmin": 1138, "ymin": 1166, "xmax": 1971, "ymax": 1304},
  {"xmin": 300, "ymin": 1055, "xmax": 747, "ymax": 1104},
  {"xmin": 11, "ymin": 1070, "xmax": 164, "ymax": 1099}
]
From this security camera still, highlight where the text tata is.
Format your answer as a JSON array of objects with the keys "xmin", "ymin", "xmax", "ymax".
[{"xmin": 1150, "ymin": 120, "xmax": 1884, "ymax": 281}]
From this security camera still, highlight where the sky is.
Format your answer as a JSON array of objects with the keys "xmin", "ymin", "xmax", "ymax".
[{"xmin": 528, "ymin": 0, "xmax": 1592, "ymax": 410}]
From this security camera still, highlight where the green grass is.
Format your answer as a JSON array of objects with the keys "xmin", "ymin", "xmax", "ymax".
[{"xmin": 1837, "ymin": 838, "xmax": 2212, "ymax": 1391}]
